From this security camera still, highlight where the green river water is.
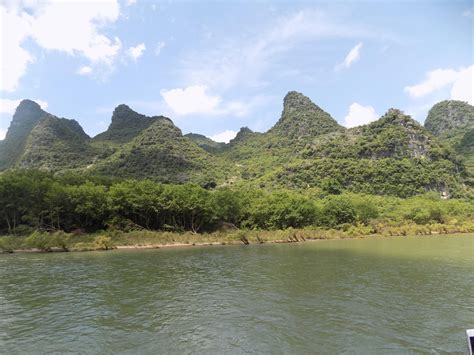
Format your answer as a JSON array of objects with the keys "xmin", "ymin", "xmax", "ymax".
[{"xmin": 1, "ymin": 234, "xmax": 473, "ymax": 354}]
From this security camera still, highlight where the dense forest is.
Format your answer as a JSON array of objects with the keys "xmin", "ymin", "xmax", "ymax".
[{"xmin": 1, "ymin": 170, "xmax": 472, "ymax": 236}]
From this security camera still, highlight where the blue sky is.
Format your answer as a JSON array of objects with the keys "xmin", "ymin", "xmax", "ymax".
[{"xmin": 1, "ymin": 0, "xmax": 473, "ymax": 142}]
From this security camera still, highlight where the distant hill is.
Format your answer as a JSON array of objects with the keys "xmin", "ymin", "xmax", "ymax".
[
  {"xmin": 0, "ymin": 93, "xmax": 471, "ymax": 197},
  {"xmin": 184, "ymin": 133, "xmax": 225, "ymax": 153}
]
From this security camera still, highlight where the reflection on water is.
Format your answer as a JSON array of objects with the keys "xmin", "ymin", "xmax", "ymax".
[{"xmin": 0, "ymin": 235, "xmax": 473, "ymax": 353}]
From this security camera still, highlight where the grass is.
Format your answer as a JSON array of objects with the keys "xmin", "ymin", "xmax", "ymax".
[{"xmin": 1, "ymin": 221, "xmax": 474, "ymax": 254}]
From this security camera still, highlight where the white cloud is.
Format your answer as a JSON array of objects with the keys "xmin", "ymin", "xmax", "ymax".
[
  {"xmin": 77, "ymin": 66, "xmax": 93, "ymax": 75},
  {"xmin": 161, "ymin": 86, "xmax": 221, "ymax": 115},
  {"xmin": 404, "ymin": 68, "xmax": 460, "ymax": 98},
  {"xmin": 0, "ymin": 98, "xmax": 48, "ymax": 114},
  {"xmin": 0, "ymin": 1, "xmax": 121, "ymax": 92},
  {"xmin": 209, "ymin": 130, "xmax": 238, "ymax": 143},
  {"xmin": 343, "ymin": 102, "xmax": 379, "ymax": 128},
  {"xmin": 463, "ymin": 7, "xmax": 474, "ymax": 17},
  {"xmin": 0, "ymin": 128, "xmax": 6, "ymax": 140},
  {"xmin": 0, "ymin": 6, "xmax": 35, "ymax": 92},
  {"xmin": 404, "ymin": 65, "xmax": 473, "ymax": 104},
  {"xmin": 126, "ymin": 0, "xmax": 137, "ymax": 6},
  {"xmin": 127, "ymin": 43, "xmax": 146, "ymax": 61},
  {"xmin": 450, "ymin": 66, "xmax": 473, "ymax": 104},
  {"xmin": 160, "ymin": 85, "xmax": 262, "ymax": 117},
  {"xmin": 335, "ymin": 42, "xmax": 363, "ymax": 71},
  {"xmin": 154, "ymin": 41, "xmax": 166, "ymax": 57}
]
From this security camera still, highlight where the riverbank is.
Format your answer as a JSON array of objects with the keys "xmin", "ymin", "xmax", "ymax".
[{"xmin": 1, "ymin": 222, "xmax": 474, "ymax": 254}]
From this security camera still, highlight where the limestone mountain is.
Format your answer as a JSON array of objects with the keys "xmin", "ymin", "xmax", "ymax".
[
  {"xmin": 425, "ymin": 100, "xmax": 474, "ymax": 137},
  {"xmin": 19, "ymin": 115, "xmax": 95, "ymax": 171},
  {"xmin": 221, "ymin": 93, "xmax": 344, "ymax": 179},
  {"xmin": 90, "ymin": 118, "xmax": 233, "ymax": 185},
  {"xmin": 424, "ymin": 100, "xmax": 474, "ymax": 176},
  {"xmin": 0, "ymin": 100, "xmax": 47, "ymax": 169},
  {"xmin": 268, "ymin": 91, "xmax": 344, "ymax": 142},
  {"xmin": 93, "ymin": 104, "xmax": 171, "ymax": 144},
  {"xmin": 270, "ymin": 108, "xmax": 466, "ymax": 197},
  {"xmin": 0, "ymin": 93, "xmax": 471, "ymax": 198},
  {"xmin": 330, "ymin": 108, "xmax": 445, "ymax": 160}
]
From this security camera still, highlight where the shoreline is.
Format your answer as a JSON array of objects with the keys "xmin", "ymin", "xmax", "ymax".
[{"xmin": 2, "ymin": 232, "xmax": 472, "ymax": 254}]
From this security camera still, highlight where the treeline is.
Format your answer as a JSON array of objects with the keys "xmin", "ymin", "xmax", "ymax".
[{"xmin": 0, "ymin": 170, "xmax": 473, "ymax": 235}]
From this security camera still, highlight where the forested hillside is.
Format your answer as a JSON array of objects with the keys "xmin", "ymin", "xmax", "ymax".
[
  {"xmin": 0, "ymin": 93, "xmax": 472, "ymax": 199},
  {"xmin": 425, "ymin": 100, "xmax": 474, "ymax": 176}
]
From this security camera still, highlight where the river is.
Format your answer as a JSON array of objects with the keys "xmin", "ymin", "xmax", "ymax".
[{"xmin": 1, "ymin": 234, "xmax": 473, "ymax": 353}]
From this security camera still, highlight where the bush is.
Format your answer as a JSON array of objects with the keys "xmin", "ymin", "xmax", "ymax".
[
  {"xmin": 321, "ymin": 196, "xmax": 356, "ymax": 228},
  {"xmin": 93, "ymin": 235, "xmax": 114, "ymax": 250}
]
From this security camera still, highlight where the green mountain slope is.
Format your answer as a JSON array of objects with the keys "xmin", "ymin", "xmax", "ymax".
[
  {"xmin": 425, "ymin": 100, "xmax": 474, "ymax": 176},
  {"xmin": 0, "ymin": 93, "xmax": 471, "ymax": 198},
  {"xmin": 19, "ymin": 115, "xmax": 96, "ymax": 171},
  {"xmin": 268, "ymin": 91, "xmax": 345, "ymax": 142},
  {"xmin": 425, "ymin": 100, "xmax": 474, "ymax": 137},
  {"xmin": 0, "ymin": 100, "xmax": 47, "ymax": 169},
  {"xmin": 93, "ymin": 104, "xmax": 168, "ymax": 144},
  {"xmin": 271, "ymin": 108, "xmax": 466, "ymax": 197},
  {"xmin": 89, "ymin": 118, "xmax": 234, "ymax": 185},
  {"xmin": 220, "ymin": 92, "xmax": 344, "ymax": 182}
]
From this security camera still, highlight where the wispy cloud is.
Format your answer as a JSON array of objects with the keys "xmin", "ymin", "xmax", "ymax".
[
  {"xmin": 334, "ymin": 42, "xmax": 363, "ymax": 71},
  {"xmin": 154, "ymin": 41, "xmax": 166, "ymax": 57},
  {"xmin": 179, "ymin": 10, "xmax": 382, "ymax": 92},
  {"xmin": 463, "ymin": 7, "xmax": 474, "ymax": 18},
  {"xmin": 77, "ymin": 66, "xmax": 93, "ymax": 75}
]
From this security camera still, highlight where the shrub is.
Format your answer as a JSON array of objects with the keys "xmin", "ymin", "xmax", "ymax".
[{"xmin": 93, "ymin": 235, "xmax": 114, "ymax": 250}]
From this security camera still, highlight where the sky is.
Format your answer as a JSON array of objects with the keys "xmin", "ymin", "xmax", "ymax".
[{"xmin": 0, "ymin": 0, "xmax": 473, "ymax": 142}]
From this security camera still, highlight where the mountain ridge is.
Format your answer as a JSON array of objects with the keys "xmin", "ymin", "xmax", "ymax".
[{"xmin": 0, "ymin": 93, "xmax": 472, "ymax": 198}]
